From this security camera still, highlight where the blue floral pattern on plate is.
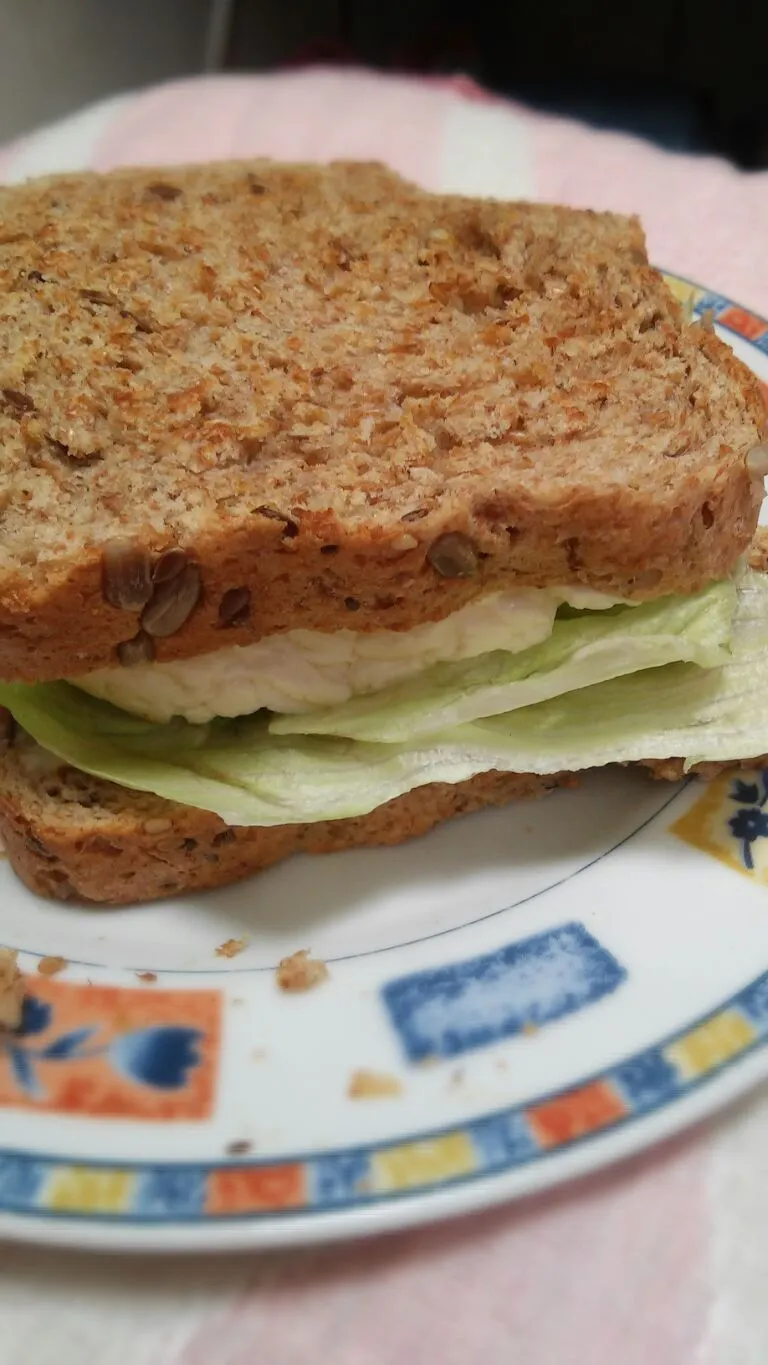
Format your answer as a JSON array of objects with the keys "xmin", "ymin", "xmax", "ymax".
[
  {"xmin": 728, "ymin": 773, "xmax": 768, "ymax": 870},
  {"xmin": 3, "ymin": 994, "xmax": 203, "ymax": 1100}
]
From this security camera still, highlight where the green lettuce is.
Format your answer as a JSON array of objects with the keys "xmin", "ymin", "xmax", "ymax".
[
  {"xmin": 270, "ymin": 579, "xmax": 737, "ymax": 742},
  {"xmin": 0, "ymin": 570, "xmax": 767, "ymax": 827}
]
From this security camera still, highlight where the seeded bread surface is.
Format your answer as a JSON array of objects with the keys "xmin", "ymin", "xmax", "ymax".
[
  {"xmin": 0, "ymin": 159, "xmax": 763, "ymax": 681},
  {"xmin": 0, "ymin": 731, "xmax": 575, "ymax": 904}
]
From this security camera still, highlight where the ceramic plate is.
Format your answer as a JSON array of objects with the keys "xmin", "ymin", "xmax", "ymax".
[{"xmin": 3, "ymin": 273, "xmax": 768, "ymax": 1252}]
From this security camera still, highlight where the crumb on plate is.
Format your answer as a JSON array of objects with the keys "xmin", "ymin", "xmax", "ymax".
[
  {"xmin": 0, "ymin": 948, "xmax": 25, "ymax": 1030},
  {"xmin": 215, "ymin": 936, "xmax": 249, "ymax": 959},
  {"xmin": 225, "ymin": 1139, "xmax": 253, "ymax": 1156},
  {"xmin": 276, "ymin": 948, "xmax": 329, "ymax": 993},
  {"xmin": 347, "ymin": 1068, "xmax": 403, "ymax": 1100},
  {"xmin": 136, "ymin": 971, "xmax": 157, "ymax": 984},
  {"xmin": 37, "ymin": 954, "xmax": 67, "ymax": 977}
]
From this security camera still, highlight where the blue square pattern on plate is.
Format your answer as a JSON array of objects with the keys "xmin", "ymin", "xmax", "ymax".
[
  {"xmin": 381, "ymin": 922, "xmax": 627, "ymax": 1063},
  {"xmin": 734, "ymin": 972, "xmax": 768, "ymax": 1031},
  {"xmin": 693, "ymin": 292, "xmax": 733, "ymax": 319},
  {"xmin": 612, "ymin": 1048, "xmax": 682, "ymax": 1113},
  {"xmin": 0, "ymin": 1153, "xmax": 49, "ymax": 1211},
  {"xmin": 311, "ymin": 1150, "xmax": 372, "ymax": 1206},
  {"xmin": 470, "ymin": 1111, "xmax": 539, "ymax": 1169},
  {"xmin": 132, "ymin": 1166, "xmax": 207, "ymax": 1218}
]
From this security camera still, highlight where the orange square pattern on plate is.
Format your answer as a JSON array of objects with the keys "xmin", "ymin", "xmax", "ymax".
[
  {"xmin": 527, "ymin": 1080, "xmax": 627, "ymax": 1147},
  {"xmin": 0, "ymin": 978, "xmax": 221, "ymax": 1120},
  {"xmin": 718, "ymin": 306, "xmax": 768, "ymax": 342},
  {"xmin": 207, "ymin": 1164, "xmax": 307, "ymax": 1214}
]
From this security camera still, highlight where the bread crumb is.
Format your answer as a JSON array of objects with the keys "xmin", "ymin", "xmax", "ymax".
[
  {"xmin": 215, "ymin": 936, "xmax": 249, "ymax": 959},
  {"xmin": 347, "ymin": 1069, "xmax": 403, "ymax": 1100},
  {"xmin": 522, "ymin": 1021, "xmax": 540, "ymax": 1036},
  {"xmin": 225, "ymin": 1139, "xmax": 253, "ymax": 1155},
  {"xmin": 37, "ymin": 954, "xmax": 66, "ymax": 977},
  {"xmin": 0, "ymin": 948, "xmax": 25, "ymax": 1030},
  {"xmin": 135, "ymin": 971, "xmax": 157, "ymax": 984},
  {"xmin": 276, "ymin": 948, "xmax": 329, "ymax": 993}
]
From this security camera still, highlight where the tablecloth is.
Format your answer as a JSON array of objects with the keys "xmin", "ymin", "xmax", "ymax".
[{"xmin": 2, "ymin": 67, "xmax": 768, "ymax": 1365}]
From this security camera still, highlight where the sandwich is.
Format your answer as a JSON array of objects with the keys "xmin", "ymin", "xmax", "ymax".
[{"xmin": 0, "ymin": 158, "xmax": 766, "ymax": 905}]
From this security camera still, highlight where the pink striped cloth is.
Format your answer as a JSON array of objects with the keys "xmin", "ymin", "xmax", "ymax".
[{"xmin": 2, "ymin": 68, "xmax": 768, "ymax": 1365}]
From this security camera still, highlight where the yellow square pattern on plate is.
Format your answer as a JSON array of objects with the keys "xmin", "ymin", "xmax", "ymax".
[
  {"xmin": 662, "ymin": 274, "xmax": 703, "ymax": 316},
  {"xmin": 665, "ymin": 1010, "xmax": 756, "ymax": 1080},
  {"xmin": 45, "ymin": 1166, "xmax": 136, "ymax": 1214},
  {"xmin": 372, "ymin": 1133, "xmax": 476, "ymax": 1192}
]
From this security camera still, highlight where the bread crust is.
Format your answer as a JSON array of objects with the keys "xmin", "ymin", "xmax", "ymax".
[
  {"xmin": 2, "ymin": 734, "xmax": 765, "ymax": 906},
  {"xmin": 0, "ymin": 742, "xmax": 575, "ymax": 905},
  {"xmin": 0, "ymin": 159, "xmax": 763, "ymax": 681}
]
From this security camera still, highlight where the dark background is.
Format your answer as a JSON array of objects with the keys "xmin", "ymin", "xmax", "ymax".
[{"xmin": 223, "ymin": 0, "xmax": 768, "ymax": 166}]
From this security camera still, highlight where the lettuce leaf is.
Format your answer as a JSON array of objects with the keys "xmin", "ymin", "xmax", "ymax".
[
  {"xmin": 0, "ymin": 570, "xmax": 766, "ymax": 828},
  {"xmin": 0, "ymin": 679, "xmax": 508, "ymax": 826},
  {"xmin": 269, "ymin": 578, "xmax": 737, "ymax": 741}
]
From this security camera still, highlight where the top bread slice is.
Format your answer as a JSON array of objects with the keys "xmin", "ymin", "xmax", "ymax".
[{"xmin": 0, "ymin": 158, "xmax": 763, "ymax": 682}]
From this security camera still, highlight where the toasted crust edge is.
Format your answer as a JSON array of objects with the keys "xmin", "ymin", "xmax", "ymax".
[
  {"xmin": 2, "ymin": 380, "xmax": 763, "ymax": 685},
  {"xmin": 3, "ymin": 744, "xmax": 768, "ymax": 906},
  {"xmin": 0, "ymin": 762, "xmax": 577, "ymax": 906},
  {"xmin": 0, "ymin": 156, "xmax": 765, "ymax": 683}
]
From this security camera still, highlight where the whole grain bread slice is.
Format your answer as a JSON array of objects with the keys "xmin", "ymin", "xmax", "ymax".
[
  {"xmin": 0, "ymin": 159, "xmax": 763, "ymax": 681},
  {"xmin": 0, "ymin": 731, "xmax": 575, "ymax": 904},
  {"xmin": 0, "ymin": 727, "xmax": 762, "ymax": 906}
]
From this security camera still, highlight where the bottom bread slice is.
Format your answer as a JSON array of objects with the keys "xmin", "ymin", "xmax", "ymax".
[
  {"xmin": 0, "ymin": 733, "xmax": 579, "ymax": 905},
  {"xmin": 1, "ymin": 732, "xmax": 764, "ymax": 906}
]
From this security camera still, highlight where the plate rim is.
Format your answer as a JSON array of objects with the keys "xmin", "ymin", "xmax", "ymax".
[{"xmin": 3, "ymin": 953, "xmax": 768, "ymax": 1249}]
